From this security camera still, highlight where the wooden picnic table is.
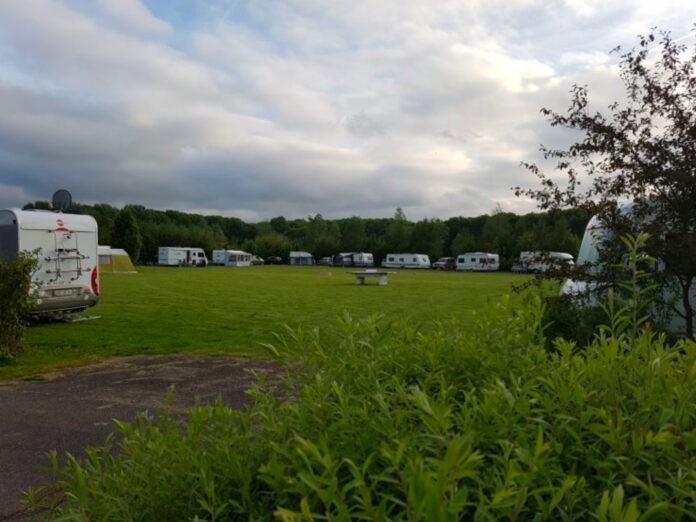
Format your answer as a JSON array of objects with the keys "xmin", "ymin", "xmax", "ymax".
[{"xmin": 350, "ymin": 270, "xmax": 395, "ymax": 286}]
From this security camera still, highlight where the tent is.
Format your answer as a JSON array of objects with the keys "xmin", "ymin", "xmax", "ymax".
[
  {"xmin": 289, "ymin": 251, "xmax": 315, "ymax": 265},
  {"xmin": 98, "ymin": 246, "xmax": 137, "ymax": 273}
]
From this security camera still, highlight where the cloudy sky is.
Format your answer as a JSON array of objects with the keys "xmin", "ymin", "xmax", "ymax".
[{"xmin": 0, "ymin": 1, "xmax": 694, "ymax": 222}]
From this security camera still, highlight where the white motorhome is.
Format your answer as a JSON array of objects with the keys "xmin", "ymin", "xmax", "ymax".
[
  {"xmin": 158, "ymin": 247, "xmax": 208, "ymax": 267},
  {"xmin": 212, "ymin": 249, "xmax": 252, "ymax": 267},
  {"xmin": 456, "ymin": 252, "xmax": 500, "ymax": 271},
  {"xmin": 0, "ymin": 209, "xmax": 100, "ymax": 316},
  {"xmin": 515, "ymin": 251, "xmax": 575, "ymax": 273},
  {"xmin": 382, "ymin": 253, "xmax": 431, "ymax": 269}
]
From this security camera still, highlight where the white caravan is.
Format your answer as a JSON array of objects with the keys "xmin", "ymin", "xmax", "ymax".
[
  {"xmin": 333, "ymin": 252, "xmax": 375, "ymax": 267},
  {"xmin": 351, "ymin": 252, "xmax": 374, "ymax": 267},
  {"xmin": 158, "ymin": 247, "xmax": 208, "ymax": 267},
  {"xmin": 382, "ymin": 253, "xmax": 431, "ymax": 269},
  {"xmin": 0, "ymin": 209, "xmax": 100, "ymax": 316},
  {"xmin": 289, "ymin": 251, "xmax": 315, "ymax": 265},
  {"xmin": 212, "ymin": 249, "xmax": 252, "ymax": 267},
  {"xmin": 561, "ymin": 211, "xmax": 696, "ymax": 336},
  {"xmin": 516, "ymin": 251, "xmax": 575, "ymax": 273},
  {"xmin": 456, "ymin": 252, "xmax": 500, "ymax": 271}
]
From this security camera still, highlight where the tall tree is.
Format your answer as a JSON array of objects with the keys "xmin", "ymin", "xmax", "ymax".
[
  {"xmin": 410, "ymin": 219, "xmax": 447, "ymax": 260},
  {"xmin": 517, "ymin": 28, "xmax": 696, "ymax": 337},
  {"xmin": 111, "ymin": 207, "xmax": 142, "ymax": 262}
]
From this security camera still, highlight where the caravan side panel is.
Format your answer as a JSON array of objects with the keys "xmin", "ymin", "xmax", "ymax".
[{"xmin": 382, "ymin": 253, "xmax": 430, "ymax": 269}]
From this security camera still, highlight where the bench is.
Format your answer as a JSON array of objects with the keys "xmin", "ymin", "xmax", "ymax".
[{"xmin": 350, "ymin": 270, "xmax": 395, "ymax": 286}]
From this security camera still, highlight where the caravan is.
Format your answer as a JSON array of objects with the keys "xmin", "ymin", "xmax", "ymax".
[
  {"xmin": 381, "ymin": 253, "xmax": 431, "ymax": 269},
  {"xmin": 332, "ymin": 252, "xmax": 375, "ymax": 267},
  {"xmin": 0, "ymin": 208, "xmax": 100, "ymax": 316},
  {"xmin": 561, "ymin": 212, "xmax": 696, "ymax": 336},
  {"xmin": 456, "ymin": 252, "xmax": 500, "ymax": 271},
  {"xmin": 158, "ymin": 247, "xmax": 208, "ymax": 267},
  {"xmin": 514, "ymin": 251, "xmax": 574, "ymax": 273},
  {"xmin": 289, "ymin": 251, "xmax": 315, "ymax": 265}
]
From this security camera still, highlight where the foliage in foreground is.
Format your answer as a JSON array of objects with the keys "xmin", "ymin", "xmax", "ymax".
[
  {"xmin": 31, "ymin": 297, "xmax": 696, "ymax": 520},
  {"xmin": 0, "ymin": 251, "xmax": 38, "ymax": 359}
]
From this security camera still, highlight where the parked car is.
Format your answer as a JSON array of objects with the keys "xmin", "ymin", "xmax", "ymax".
[
  {"xmin": 265, "ymin": 256, "xmax": 283, "ymax": 265},
  {"xmin": 251, "ymin": 255, "xmax": 265, "ymax": 265},
  {"xmin": 431, "ymin": 257, "xmax": 456, "ymax": 270}
]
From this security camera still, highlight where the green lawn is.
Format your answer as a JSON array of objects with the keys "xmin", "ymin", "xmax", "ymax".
[{"xmin": 3, "ymin": 266, "xmax": 532, "ymax": 380}]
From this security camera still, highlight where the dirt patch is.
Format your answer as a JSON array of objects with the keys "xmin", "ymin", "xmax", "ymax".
[{"xmin": 0, "ymin": 354, "xmax": 281, "ymax": 519}]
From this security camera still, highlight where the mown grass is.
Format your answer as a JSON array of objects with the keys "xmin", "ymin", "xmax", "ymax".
[{"xmin": 2, "ymin": 266, "xmax": 530, "ymax": 380}]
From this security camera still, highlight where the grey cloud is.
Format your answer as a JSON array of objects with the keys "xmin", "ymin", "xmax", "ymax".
[{"xmin": 1, "ymin": 1, "xmax": 696, "ymax": 221}]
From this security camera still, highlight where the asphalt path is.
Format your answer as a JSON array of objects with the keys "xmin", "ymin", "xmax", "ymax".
[{"xmin": 0, "ymin": 354, "xmax": 279, "ymax": 520}]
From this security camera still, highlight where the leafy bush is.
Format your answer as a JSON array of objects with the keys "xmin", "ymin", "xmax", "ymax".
[
  {"xmin": 0, "ymin": 251, "xmax": 38, "ymax": 359},
  {"xmin": 541, "ymin": 294, "xmax": 606, "ymax": 349},
  {"xmin": 29, "ymin": 290, "xmax": 696, "ymax": 521}
]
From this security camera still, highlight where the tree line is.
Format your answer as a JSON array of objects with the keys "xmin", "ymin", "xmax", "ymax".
[{"xmin": 23, "ymin": 201, "xmax": 590, "ymax": 268}]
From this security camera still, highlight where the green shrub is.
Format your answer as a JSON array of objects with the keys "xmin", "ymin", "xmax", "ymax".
[
  {"xmin": 30, "ymin": 295, "xmax": 696, "ymax": 520},
  {"xmin": 541, "ymin": 293, "xmax": 606, "ymax": 349},
  {"xmin": 0, "ymin": 251, "xmax": 38, "ymax": 359}
]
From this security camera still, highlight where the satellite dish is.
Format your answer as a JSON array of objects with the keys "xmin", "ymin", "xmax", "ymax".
[{"xmin": 52, "ymin": 189, "xmax": 73, "ymax": 211}]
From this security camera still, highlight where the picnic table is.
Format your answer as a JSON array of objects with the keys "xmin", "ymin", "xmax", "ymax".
[{"xmin": 350, "ymin": 270, "xmax": 395, "ymax": 286}]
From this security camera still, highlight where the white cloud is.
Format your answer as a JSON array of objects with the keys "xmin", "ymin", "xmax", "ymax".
[
  {"xmin": 98, "ymin": 0, "xmax": 172, "ymax": 37},
  {"xmin": 0, "ymin": 0, "xmax": 695, "ymax": 220}
]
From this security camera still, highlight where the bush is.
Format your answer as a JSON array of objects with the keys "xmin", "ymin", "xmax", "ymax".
[
  {"xmin": 29, "ymin": 293, "xmax": 696, "ymax": 520},
  {"xmin": 0, "ymin": 251, "xmax": 38, "ymax": 359},
  {"xmin": 542, "ymin": 294, "xmax": 606, "ymax": 349}
]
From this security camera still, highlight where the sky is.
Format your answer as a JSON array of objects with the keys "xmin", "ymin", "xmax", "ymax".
[{"xmin": 0, "ymin": 1, "xmax": 694, "ymax": 223}]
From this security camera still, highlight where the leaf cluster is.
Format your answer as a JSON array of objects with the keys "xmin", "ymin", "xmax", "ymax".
[{"xmin": 0, "ymin": 251, "xmax": 38, "ymax": 359}]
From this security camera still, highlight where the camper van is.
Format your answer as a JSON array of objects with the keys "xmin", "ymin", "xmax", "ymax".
[
  {"xmin": 158, "ymin": 247, "xmax": 208, "ymax": 267},
  {"xmin": 514, "ymin": 251, "xmax": 575, "ymax": 273},
  {"xmin": 456, "ymin": 252, "xmax": 500, "ymax": 271},
  {"xmin": 381, "ymin": 253, "xmax": 431, "ymax": 269},
  {"xmin": 0, "ymin": 208, "xmax": 100, "ymax": 316},
  {"xmin": 211, "ymin": 249, "xmax": 252, "ymax": 267}
]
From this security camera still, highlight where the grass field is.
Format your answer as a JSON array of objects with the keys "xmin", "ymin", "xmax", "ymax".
[{"xmin": 2, "ymin": 266, "xmax": 532, "ymax": 380}]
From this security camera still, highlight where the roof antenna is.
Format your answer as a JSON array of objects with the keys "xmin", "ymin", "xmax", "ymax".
[{"xmin": 51, "ymin": 189, "xmax": 73, "ymax": 212}]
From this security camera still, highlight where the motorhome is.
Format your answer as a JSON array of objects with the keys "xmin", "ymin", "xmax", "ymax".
[
  {"xmin": 381, "ymin": 253, "xmax": 431, "ymax": 269},
  {"xmin": 0, "ymin": 208, "xmax": 100, "ymax": 316},
  {"xmin": 514, "ymin": 251, "xmax": 575, "ymax": 273},
  {"xmin": 456, "ymin": 252, "xmax": 500, "ymax": 271},
  {"xmin": 212, "ymin": 249, "xmax": 252, "ymax": 267},
  {"xmin": 158, "ymin": 247, "xmax": 208, "ymax": 267}
]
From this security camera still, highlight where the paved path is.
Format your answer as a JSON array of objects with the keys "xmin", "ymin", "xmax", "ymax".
[{"xmin": 0, "ymin": 355, "xmax": 279, "ymax": 519}]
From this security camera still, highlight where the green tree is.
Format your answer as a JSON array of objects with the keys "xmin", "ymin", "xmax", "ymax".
[
  {"xmin": 250, "ymin": 232, "xmax": 293, "ymax": 260},
  {"xmin": 518, "ymin": 28, "xmax": 696, "ymax": 337},
  {"xmin": 410, "ymin": 219, "xmax": 447, "ymax": 260},
  {"xmin": 384, "ymin": 208, "xmax": 411, "ymax": 253},
  {"xmin": 111, "ymin": 208, "xmax": 142, "ymax": 263},
  {"xmin": 0, "ymin": 251, "xmax": 38, "ymax": 357},
  {"xmin": 339, "ymin": 217, "xmax": 366, "ymax": 252},
  {"xmin": 450, "ymin": 229, "xmax": 477, "ymax": 256}
]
